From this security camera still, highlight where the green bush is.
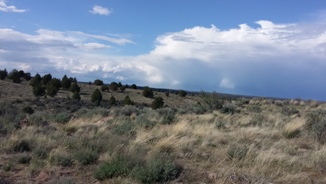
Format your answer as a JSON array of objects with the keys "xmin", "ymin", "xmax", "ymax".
[
  {"xmin": 0, "ymin": 102, "xmax": 23, "ymax": 133},
  {"xmin": 136, "ymin": 114, "xmax": 157, "ymax": 129},
  {"xmin": 200, "ymin": 91, "xmax": 225, "ymax": 111},
  {"xmin": 13, "ymin": 140, "xmax": 32, "ymax": 152},
  {"xmin": 221, "ymin": 103, "xmax": 237, "ymax": 114},
  {"xmin": 101, "ymin": 85, "xmax": 109, "ymax": 92},
  {"xmin": 18, "ymin": 154, "xmax": 32, "ymax": 164},
  {"xmin": 113, "ymin": 105, "xmax": 139, "ymax": 117},
  {"xmin": 74, "ymin": 149, "xmax": 99, "ymax": 165},
  {"xmin": 50, "ymin": 153, "xmax": 73, "ymax": 167},
  {"xmin": 23, "ymin": 106, "xmax": 34, "ymax": 115},
  {"xmin": 177, "ymin": 102, "xmax": 207, "ymax": 115},
  {"xmin": 93, "ymin": 156, "xmax": 134, "ymax": 181},
  {"xmin": 281, "ymin": 106, "xmax": 299, "ymax": 116},
  {"xmin": 3, "ymin": 162, "xmax": 13, "ymax": 172},
  {"xmin": 151, "ymin": 97, "xmax": 164, "ymax": 109},
  {"xmin": 247, "ymin": 105, "xmax": 262, "ymax": 113},
  {"xmin": 113, "ymin": 121, "xmax": 135, "ymax": 136},
  {"xmin": 306, "ymin": 110, "xmax": 326, "ymax": 144},
  {"xmin": 248, "ymin": 114, "xmax": 265, "ymax": 127},
  {"xmin": 54, "ymin": 112, "xmax": 71, "ymax": 124},
  {"xmin": 0, "ymin": 121, "xmax": 8, "ymax": 136},
  {"xmin": 157, "ymin": 108, "xmax": 176, "ymax": 125},
  {"xmin": 76, "ymin": 107, "xmax": 108, "ymax": 119},
  {"xmin": 72, "ymin": 91, "xmax": 81, "ymax": 101},
  {"xmin": 227, "ymin": 144, "xmax": 248, "ymax": 161},
  {"xmin": 28, "ymin": 112, "xmax": 45, "ymax": 126},
  {"xmin": 178, "ymin": 90, "xmax": 187, "ymax": 97},
  {"xmin": 215, "ymin": 120, "xmax": 226, "ymax": 129},
  {"xmin": 33, "ymin": 146, "xmax": 48, "ymax": 159},
  {"xmin": 131, "ymin": 158, "xmax": 182, "ymax": 184}
]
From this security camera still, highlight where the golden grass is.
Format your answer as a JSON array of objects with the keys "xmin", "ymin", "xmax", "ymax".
[
  {"xmin": 2, "ymin": 79, "xmax": 326, "ymax": 183},
  {"xmin": 283, "ymin": 118, "xmax": 305, "ymax": 138}
]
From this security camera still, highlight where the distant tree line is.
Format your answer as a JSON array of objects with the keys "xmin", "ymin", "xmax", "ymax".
[
  {"xmin": 29, "ymin": 73, "xmax": 80, "ymax": 99},
  {"xmin": 0, "ymin": 68, "xmax": 179, "ymax": 109},
  {"xmin": 0, "ymin": 69, "xmax": 31, "ymax": 83}
]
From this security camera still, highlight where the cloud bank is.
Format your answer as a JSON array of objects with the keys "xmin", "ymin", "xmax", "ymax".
[
  {"xmin": 0, "ymin": 0, "xmax": 26, "ymax": 13},
  {"xmin": 1, "ymin": 18, "xmax": 326, "ymax": 100}
]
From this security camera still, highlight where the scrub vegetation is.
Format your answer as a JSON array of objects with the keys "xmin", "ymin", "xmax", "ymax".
[{"xmin": 1, "ymin": 69, "xmax": 326, "ymax": 183}]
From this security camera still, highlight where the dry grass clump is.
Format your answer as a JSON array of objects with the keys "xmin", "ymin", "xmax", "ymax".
[{"xmin": 283, "ymin": 118, "xmax": 305, "ymax": 138}]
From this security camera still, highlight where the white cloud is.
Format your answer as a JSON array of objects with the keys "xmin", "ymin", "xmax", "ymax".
[
  {"xmin": 83, "ymin": 43, "xmax": 111, "ymax": 50},
  {"xmin": 72, "ymin": 31, "xmax": 134, "ymax": 45},
  {"xmin": 1, "ymin": 16, "xmax": 326, "ymax": 100},
  {"xmin": 90, "ymin": 5, "xmax": 111, "ymax": 16},
  {"xmin": 0, "ymin": 0, "xmax": 26, "ymax": 13},
  {"xmin": 219, "ymin": 78, "xmax": 235, "ymax": 89},
  {"xmin": 116, "ymin": 76, "xmax": 125, "ymax": 81}
]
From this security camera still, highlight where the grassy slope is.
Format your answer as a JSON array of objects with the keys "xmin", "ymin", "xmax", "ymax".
[{"xmin": 0, "ymin": 79, "xmax": 326, "ymax": 183}]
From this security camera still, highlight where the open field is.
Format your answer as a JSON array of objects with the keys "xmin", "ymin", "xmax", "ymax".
[{"xmin": 1, "ymin": 78, "xmax": 326, "ymax": 184}]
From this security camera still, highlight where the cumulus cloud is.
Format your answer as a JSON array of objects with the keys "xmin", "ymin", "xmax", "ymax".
[
  {"xmin": 0, "ymin": 0, "xmax": 26, "ymax": 13},
  {"xmin": 147, "ymin": 19, "xmax": 326, "ymax": 99},
  {"xmin": 90, "ymin": 5, "xmax": 111, "ymax": 16},
  {"xmin": 1, "ymin": 17, "xmax": 326, "ymax": 100}
]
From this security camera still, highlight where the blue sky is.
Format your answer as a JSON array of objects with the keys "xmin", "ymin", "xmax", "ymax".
[{"xmin": 1, "ymin": 0, "xmax": 326, "ymax": 100}]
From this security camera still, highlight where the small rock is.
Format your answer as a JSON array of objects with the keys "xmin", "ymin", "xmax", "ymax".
[
  {"xmin": 35, "ymin": 171, "xmax": 49, "ymax": 183},
  {"xmin": 208, "ymin": 172, "xmax": 217, "ymax": 181}
]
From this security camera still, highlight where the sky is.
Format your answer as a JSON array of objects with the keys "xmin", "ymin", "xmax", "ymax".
[{"xmin": 1, "ymin": 0, "xmax": 326, "ymax": 100}]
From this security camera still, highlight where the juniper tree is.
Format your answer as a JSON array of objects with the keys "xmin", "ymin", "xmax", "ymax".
[
  {"xmin": 61, "ymin": 75, "xmax": 71, "ymax": 89},
  {"xmin": 42, "ymin": 73, "xmax": 52, "ymax": 86},
  {"xmin": 30, "ymin": 73, "xmax": 42, "ymax": 87},
  {"xmin": 70, "ymin": 82, "xmax": 80, "ymax": 93},
  {"xmin": 124, "ymin": 95, "xmax": 133, "ymax": 105},
  {"xmin": 143, "ymin": 86, "xmax": 153, "ymax": 98},
  {"xmin": 72, "ymin": 91, "xmax": 81, "ymax": 101},
  {"xmin": 91, "ymin": 89, "xmax": 102, "ymax": 106},
  {"xmin": 109, "ymin": 96, "xmax": 116, "ymax": 106},
  {"xmin": 110, "ymin": 82, "xmax": 118, "ymax": 91},
  {"xmin": 152, "ymin": 97, "xmax": 164, "ymax": 109},
  {"xmin": 0, "ymin": 69, "xmax": 8, "ymax": 80},
  {"xmin": 94, "ymin": 79, "xmax": 104, "ymax": 86}
]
